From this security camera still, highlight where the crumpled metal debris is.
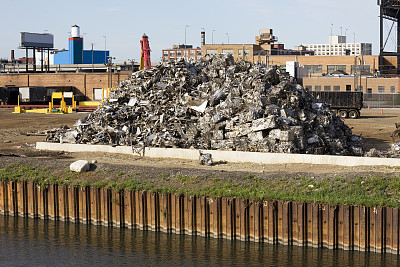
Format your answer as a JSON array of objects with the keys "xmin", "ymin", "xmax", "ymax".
[
  {"xmin": 199, "ymin": 151, "xmax": 213, "ymax": 166},
  {"xmin": 46, "ymin": 54, "xmax": 363, "ymax": 156},
  {"xmin": 365, "ymin": 142, "xmax": 400, "ymax": 158}
]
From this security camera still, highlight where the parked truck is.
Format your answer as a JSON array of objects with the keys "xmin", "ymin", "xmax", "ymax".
[{"xmin": 311, "ymin": 91, "xmax": 363, "ymax": 119}]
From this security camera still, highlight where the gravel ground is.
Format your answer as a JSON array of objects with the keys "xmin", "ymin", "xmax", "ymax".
[{"xmin": 0, "ymin": 108, "xmax": 400, "ymax": 183}]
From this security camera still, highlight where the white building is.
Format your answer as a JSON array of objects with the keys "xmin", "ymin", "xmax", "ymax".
[{"xmin": 301, "ymin": 36, "xmax": 372, "ymax": 56}]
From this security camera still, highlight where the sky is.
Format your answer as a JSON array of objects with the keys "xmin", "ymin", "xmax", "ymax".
[{"xmin": 0, "ymin": 0, "xmax": 383, "ymax": 63}]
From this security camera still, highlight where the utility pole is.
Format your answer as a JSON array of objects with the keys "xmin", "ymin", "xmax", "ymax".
[
  {"xmin": 185, "ymin": 25, "xmax": 189, "ymax": 49},
  {"xmin": 103, "ymin": 36, "xmax": 107, "ymax": 63},
  {"xmin": 212, "ymin": 30, "xmax": 215, "ymax": 45},
  {"xmin": 91, "ymin": 43, "xmax": 94, "ymax": 73},
  {"xmin": 106, "ymin": 56, "xmax": 115, "ymax": 88}
]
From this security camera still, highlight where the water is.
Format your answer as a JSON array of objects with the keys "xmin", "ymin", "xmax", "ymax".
[{"xmin": 0, "ymin": 215, "xmax": 398, "ymax": 267}]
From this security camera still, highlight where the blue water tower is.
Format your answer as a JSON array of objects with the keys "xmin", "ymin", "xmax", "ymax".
[{"xmin": 69, "ymin": 25, "xmax": 83, "ymax": 64}]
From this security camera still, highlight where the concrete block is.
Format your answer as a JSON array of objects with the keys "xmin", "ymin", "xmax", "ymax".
[{"xmin": 70, "ymin": 160, "xmax": 90, "ymax": 173}]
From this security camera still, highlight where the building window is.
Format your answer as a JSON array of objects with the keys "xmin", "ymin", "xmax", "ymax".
[
  {"xmin": 190, "ymin": 50, "xmax": 195, "ymax": 56},
  {"xmin": 183, "ymin": 50, "xmax": 188, "ymax": 56},
  {"xmin": 238, "ymin": 49, "xmax": 250, "ymax": 57},
  {"xmin": 391, "ymin": 86, "xmax": 396, "ymax": 94},
  {"xmin": 314, "ymin": 85, "xmax": 321, "ymax": 91},
  {"xmin": 305, "ymin": 85, "xmax": 312, "ymax": 91},
  {"xmin": 206, "ymin": 49, "xmax": 218, "ymax": 55},
  {"xmin": 163, "ymin": 51, "xmax": 168, "ymax": 56},
  {"xmin": 197, "ymin": 50, "xmax": 202, "ymax": 55},
  {"xmin": 93, "ymin": 88, "xmax": 103, "ymax": 101},
  {"xmin": 351, "ymin": 65, "xmax": 370, "ymax": 75},
  {"xmin": 170, "ymin": 51, "xmax": 175, "ymax": 56},
  {"xmin": 222, "ymin": 49, "xmax": 234, "ymax": 55},
  {"xmin": 304, "ymin": 65, "xmax": 322, "ymax": 75},
  {"xmin": 346, "ymin": 85, "xmax": 351, "ymax": 92},
  {"xmin": 367, "ymin": 88, "xmax": 372, "ymax": 94},
  {"xmin": 176, "ymin": 51, "xmax": 182, "ymax": 56},
  {"xmin": 324, "ymin": 86, "xmax": 331, "ymax": 91},
  {"xmin": 378, "ymin": 86, "xmax": 385, "ymax": 94},
  {"xmin": 327, "ymin": 65, "xmax": 347, "ymax": 74},
  {"xmin": 333, "ymin": 86, "xmax": 340, "ymax": 91}
]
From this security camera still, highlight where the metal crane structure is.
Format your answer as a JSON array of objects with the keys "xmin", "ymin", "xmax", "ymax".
[
  {"xmin": 140, "ymin": 34, "xmax": 151, "ymax": 70},
  {"xmin": 378, "ymin": 0, "xmax": 400, "ymax": 74}
]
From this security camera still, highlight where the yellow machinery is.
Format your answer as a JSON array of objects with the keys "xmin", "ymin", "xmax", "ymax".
[
  {"xmin": 48, "ymin": 92, "xmax": 76, "ymax": 114},
  {"xmin": 13, "ymin": 92, "xmax": 76, "ymax": 114},
  {"xmin": 13, "ymin": 88, "xmax": 115, "ymax": 114},
  {"xmin": 101, "ymin": 87, "xmax": 115, "ymax": 102}
]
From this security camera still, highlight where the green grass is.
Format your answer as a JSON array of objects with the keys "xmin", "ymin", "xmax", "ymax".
[{"xmin": 1, "ymin": 163, "xmax": 400, "ymax": 208}]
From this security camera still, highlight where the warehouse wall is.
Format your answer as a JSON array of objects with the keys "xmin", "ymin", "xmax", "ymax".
[{"xmin": 0, "ymin": 73, "xmax": 130, "ymax": 100}]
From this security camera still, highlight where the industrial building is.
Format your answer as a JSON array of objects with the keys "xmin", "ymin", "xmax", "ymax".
[
  {"xmin": 201, "ymin": 29, "xmax": 314, "ymax": 64},
  {"xmin": 301, "ymin": 35, "xmax": 372, "ymax": 56},
  {"xmin": 162, "ymin": 44, "xmax": 202, "ymax": 62},
  {"xmin": 53, "ymin": 25, "xmax": 109, "ymax": 65},
  {"xmin": 265, "ymin": 55, "xmax": 385, "ymax": 77}
]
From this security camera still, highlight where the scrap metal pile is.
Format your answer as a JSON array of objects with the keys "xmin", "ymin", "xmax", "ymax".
[{"xmin": 46, "ymin": 54, "xmax": 363, "ymax": 156}]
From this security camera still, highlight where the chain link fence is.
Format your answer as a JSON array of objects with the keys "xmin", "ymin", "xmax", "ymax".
[{"xmin": 363, "ymin": 94, "xmax": 400, "ymax": 108}]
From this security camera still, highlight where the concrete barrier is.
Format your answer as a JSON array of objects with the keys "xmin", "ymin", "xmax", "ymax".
[{"xmin": 36, "ymin": 142, "xmax": 400, "ymax": 167}]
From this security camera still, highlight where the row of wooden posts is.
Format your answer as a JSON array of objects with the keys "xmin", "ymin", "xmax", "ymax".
[{"xmin": 0, "ymin": 181, "xmax": 399, "ymax": 254}]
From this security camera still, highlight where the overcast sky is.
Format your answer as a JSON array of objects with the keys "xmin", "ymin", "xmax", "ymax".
[{"xmin": 0, "ymin": 0, "xmax": 382, "ymax": 63}]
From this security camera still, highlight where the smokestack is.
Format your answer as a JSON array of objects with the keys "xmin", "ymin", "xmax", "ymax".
[
  {"xmin": 201, "ymin": 31, "xmax": 206, "ymax": 46},
  {"xmin": 11, "ymin": 50, "xmax": 14, "ymax": 62}
]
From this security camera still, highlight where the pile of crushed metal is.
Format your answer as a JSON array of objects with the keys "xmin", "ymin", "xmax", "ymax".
[{"xmin": 46, "ymin": 54, "xmax": 363, "ymax": 156}]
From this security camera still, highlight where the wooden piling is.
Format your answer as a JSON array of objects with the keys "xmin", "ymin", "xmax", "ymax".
[{"xmin": 1, "ymin": 181, "xmax": 400, "ymax": 254}]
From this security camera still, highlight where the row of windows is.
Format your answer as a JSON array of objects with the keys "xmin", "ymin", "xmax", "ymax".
[
  {"xmin": 305, "ymin": 85, "xmax": 396, "ymax": 94},
  {"xmin": 303, "ymin": 65, "xmax": 371, "ymax": 75},
  {"xmin": 163, "ymin": 50, "xmax": 201, "ymax": 56},
  {"xmin": 163, "ymin": 56, "xmax": 202, "ymax": 62},
  {"xmin": 206, "ymin": 49, "xmax": 250, "ymax": 56},
  {"xmin": 306, "ymin": 44, "xmax": 362, "ymax": 49}
]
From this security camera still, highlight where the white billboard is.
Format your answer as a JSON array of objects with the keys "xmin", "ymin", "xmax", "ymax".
[{"xmin": 21, "ymin": 32, "xmax": 54, "ymax": 48}]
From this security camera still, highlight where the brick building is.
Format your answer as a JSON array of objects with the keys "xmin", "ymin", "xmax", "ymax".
[
  {"xmin": 0, "ymin": 73, "xmax": 130, "ymax": 101},
  {"xmin": 267, "ymin": 55, "xmax": 389, "ymax": 77},
  {"xmin": 303, "ymin": 76, "xmax": 400, "ymax": 94},
  {"xmin": 162, "ymin": 45, "xmax": 202, "ymax": 62},
  {"xmin": 201, "ymin": 29, "xmax": 314, "ymax": 64}
]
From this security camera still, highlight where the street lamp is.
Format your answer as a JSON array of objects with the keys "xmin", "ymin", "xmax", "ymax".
[
  {"xmin": 212, "ymin": 30, "xmax": 215, "ymax": 44},
  {"xmin": 225, "ymin": 33, "xmax": 229, "ymax": 45},
  {"xmin": 102, "ymin": 35, "xmax": 107, "ymax": 64},
  {"xmin": 185, "ymin": 25, "xmax": 189, "ymax": 49}
]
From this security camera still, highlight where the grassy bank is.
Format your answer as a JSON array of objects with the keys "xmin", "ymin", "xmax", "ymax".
[{"xmin": 1, "ymin": 163, "xmax": 400, "ymax": 208}]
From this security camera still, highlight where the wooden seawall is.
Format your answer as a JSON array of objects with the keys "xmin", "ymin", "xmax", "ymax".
[{"xmin": 0, "ymin": 181, "xmax": 398, "ymax": 254}]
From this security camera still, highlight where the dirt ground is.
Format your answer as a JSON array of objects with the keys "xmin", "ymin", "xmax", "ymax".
[{"xmin": 0, "ymin": 108, "xmax": 400, "ymax": 180}]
